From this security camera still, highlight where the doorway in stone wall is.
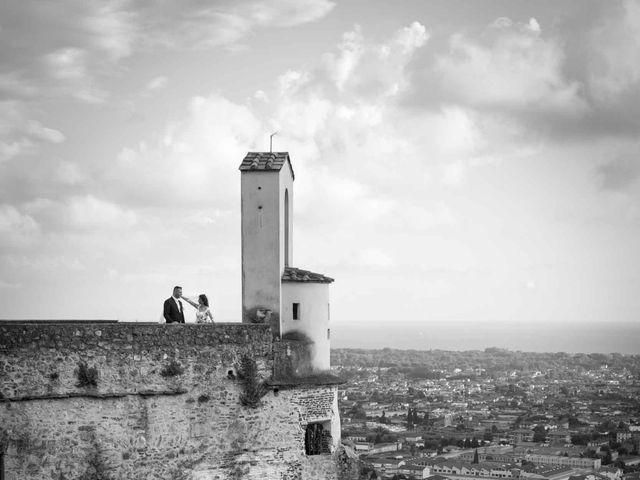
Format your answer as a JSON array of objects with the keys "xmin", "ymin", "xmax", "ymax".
[{"xmin": 304, "ymin": 422, "xmax": 332, "ymax": 455}]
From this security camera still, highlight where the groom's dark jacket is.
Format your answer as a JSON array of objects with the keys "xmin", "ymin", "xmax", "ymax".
[{"xmin": 163, "ymin": 297, "xmax": 185, "ymax": 324}]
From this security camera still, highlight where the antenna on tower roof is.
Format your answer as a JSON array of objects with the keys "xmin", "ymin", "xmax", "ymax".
[{"xmin": 269, "ymin": 131, "xmax": 278, "ymax": 153}]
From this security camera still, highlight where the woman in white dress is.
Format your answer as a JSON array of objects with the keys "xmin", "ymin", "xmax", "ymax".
[{"xmin": 182, "ymin": 294, "xmax": 214, "ymax": 323}]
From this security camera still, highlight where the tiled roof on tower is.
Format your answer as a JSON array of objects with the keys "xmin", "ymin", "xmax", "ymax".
[
  {"xmin": 239, "ymin": 152, "xmax": 295, "ymax": 179},
  {"xmin": 282, "ymin": 267, "xmax": 334, "ymax": 283}
]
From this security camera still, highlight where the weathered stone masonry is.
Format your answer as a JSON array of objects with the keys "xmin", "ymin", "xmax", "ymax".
[{"xmin": 0, "ymin": 322, "xmax": 339, "ymax": 480}]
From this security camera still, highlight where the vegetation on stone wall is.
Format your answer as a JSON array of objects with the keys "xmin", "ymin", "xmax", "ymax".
[
  {"xmin": 79, "ymin": 430, "xmax": 110, "ymax": 480},
  {"xmin": 160, "ymin": 359, "xmax": 184, "ymax": 377},
  {"xmin": 335, "ymin": 445, "xmax": 362, "ymax": 480},
  {"xmin": 0, "ymin": 427, "xmax": 9, "ymax": 454},
  {"xmin": 281, "ymin": 330, "xmax": 313, "ymax": 343},
  {"xmin": 236, "ymin": 355, "xmax": 267, "ymax": 408},
  {"xmin": 75, "ymin": 361, "xmax": 99, "ymax": 387},
  {"xmin": 274, "ymin": 333, "xmax": 314, "ymax": 379},
  {"xmin": 245, "ymin": 306, "xmax": 272, "ymax": 324}
]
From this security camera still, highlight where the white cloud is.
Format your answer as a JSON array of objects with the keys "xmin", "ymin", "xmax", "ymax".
[
  {"xmin": 394, "ymin": 21, "xmax": 429, "ymax": 53},
  {"xmin": 597, "ymin": 153, "xmax": 640, "ymax": 192},
  {"xmin": 0, "ymin": 101, "xmax": 65, "ymax": 161},
  {"xmin": 491, "ymin": 17, "xmax": 513, "ymax": 29},
  {"xmin": 0, "ymin": 72, "xmax": 39, "ymax": 98},
  {"xmin": 182, "ymin": 209, "xmax": 233, "ymax": 226},
  {"xmin": 25, "ymin": 120, "xmax": 65, "ymax": 144},
  {"xmin": 322, "ymin": 22, "xmax": 428, "ymax": 98},
  {"xmin": 0, "ymin": 205, "xmax": 39, "ymax": 235},
  {"xmin": 66, "ymin": 196, "xmax": 137, "ymax": 229},
  {"xmin": 272, "ymin": 95, "xmax": 332, "ymax": 140},
  {"xmin": 253, "ymin": 90, "xmax": 269, "ymax": 103},
  {"xmin": 23, "ymin": 196, "xmax": 137, "ymax": 231},
  {"xmin": 0, "ymin": 205, "xmax": 40, "ymax": 249},
  {"xmin": 396, "ymin": 202, "xmax": 458, "ymax": 230},
  {"xmin": 491, "ymin": 16, "xmax": 540, "ymax": 34},
  {"xmin": 82, "ymin": 0, "xmax": 137, "ymax": 61},
  {"xmin": 353, "ymin": 248, "xmax": 395, "ymax": 268},
  {"xmin": 54, "ymin": 161, "xmax": 86, "ymax": 185},
  {"xmin": 42, "ymin": 47, "xmax": 107, "ymax": 103},
  {"xmin": 323, "ymin": 26, "xmax": 366, "ymax": 92},
  {"xmin": 104, "ymin": 93, "xmax": 263, "ymax": 208},
  {"xmin": 430, "ymin": 22, "xmax": 585, "ymax": 113},
  {"xmin": 106, "ymin": 269, "xmax": 170, "ymax": 285},
  {"xmin": 587, "ymin": 0, "xmax": 640, "ymax": 101},
  {"xmin": 440, "ymin": 162, "xmax": 467, "ymax": 188},
  {"xmin": 145, "ymin": 75, "xmax": 168, "ymax": 92},
  {"xmin": 277, "ymin": 70, "xmax": 311, "ymax": 96},
  {"xmin": 527, "ymin": 18, "xmax": 541, "ymax": 34},
  {"xmin": 247, "ymin": 0, "xmax": 335, "ymax": 27},
  {"xmin": 0, "ymin": 0, "xmax": 335, "ymax": 162},
  {"xmin": 45, "ymin": 48, "xmax": 87, "ymax": 81},
  {"xmin": 5, "ymin": 254, "xmax": 86, "ymax": 272},
  {"xmin": 139, "ymin": 0, "xmax": 335, "ymax": 50}
]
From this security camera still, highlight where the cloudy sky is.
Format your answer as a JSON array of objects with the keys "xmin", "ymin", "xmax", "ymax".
[{"xmin": 1, "ymin": 1, "xmax": 639, "ymax": 335}]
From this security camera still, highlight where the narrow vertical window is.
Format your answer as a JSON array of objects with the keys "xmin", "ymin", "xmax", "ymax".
[
  {"xmin": 327, "ymin": 328, "xmax": 330, "ymax": 339},
  {"xmin": 327, "ymin": 302, "xmax": 330, "ymax": 321},
  {"xmin": 293, "ymin": 303, "xmax": 300, "ymax": 320}
]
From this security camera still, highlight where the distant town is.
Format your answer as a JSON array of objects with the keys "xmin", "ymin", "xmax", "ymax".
[{"xmin": 331, "ymin": 348, "xmax": 640, "ymax": 480}]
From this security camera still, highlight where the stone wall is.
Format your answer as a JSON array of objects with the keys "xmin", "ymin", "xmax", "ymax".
[
  {"xmin": 0, "ymin": 322, "xmax": 340, "ymax": 480},
  {"xmin": 0, "ymin": 322, "xmax": 272, "ymax": 399}
]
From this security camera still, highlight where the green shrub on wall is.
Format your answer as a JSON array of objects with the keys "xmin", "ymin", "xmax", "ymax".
[
  {"xmin": 75, "ymin": 361, "xmax": 98, "ymax": 387},
  {"xmin": 236, "ymin": 355, "xmax": 267, "ymax": 408}
]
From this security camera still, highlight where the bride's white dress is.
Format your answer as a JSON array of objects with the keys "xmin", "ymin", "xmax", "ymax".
[{"xmin": 195, "ymin": 307, "xmax": 213, "ymax": 323}]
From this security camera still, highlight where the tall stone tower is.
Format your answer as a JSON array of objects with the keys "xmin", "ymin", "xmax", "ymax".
[{"xmin": 239, "ymin": 152, "xmax": 333, "ymax": 371}]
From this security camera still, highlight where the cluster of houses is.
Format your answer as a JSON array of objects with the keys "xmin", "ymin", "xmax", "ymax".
[
  {"xmin": 354, "ymin": 443, "xmax": 640, "ymax": 480},
  {"xmin": 359, "ymin": 454, "xmax": 627, "ymax": 480}
]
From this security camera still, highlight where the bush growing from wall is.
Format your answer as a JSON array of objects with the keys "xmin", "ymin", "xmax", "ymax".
[
  {"xmin": 75, "ymin": 361, "xmax": 99, "ymax": 387},
  {"xmin": 236, "ymin": 355, "xmax": 267, "ymax": 408},
  {"xmin": 160, "ymin": 360, "xmax": 184, "ymax": 377}
]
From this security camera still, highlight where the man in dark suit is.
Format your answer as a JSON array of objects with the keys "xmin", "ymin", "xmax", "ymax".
[{"xmin": 163, "ymin": 286, "xmax": 185, "ymax": 324}]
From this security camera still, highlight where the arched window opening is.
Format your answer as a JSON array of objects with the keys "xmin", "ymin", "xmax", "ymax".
[
  {"xmin": 305, "ymin": 423, "xmax": 331, "ymax": 455},
  {"xmin": 284, "ymin": 188, "xmax": 290, "ymax": 267}
]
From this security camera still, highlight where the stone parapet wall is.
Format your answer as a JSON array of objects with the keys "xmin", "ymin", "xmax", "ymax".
[{"xmin": 0, "ymin": 322, "xmax": 272, "ymax": 400}]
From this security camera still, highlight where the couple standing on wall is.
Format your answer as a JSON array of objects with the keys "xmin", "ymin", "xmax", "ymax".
[{"xmin": 162, "ymin": 286, "xmax": 214, "ymax": 324}]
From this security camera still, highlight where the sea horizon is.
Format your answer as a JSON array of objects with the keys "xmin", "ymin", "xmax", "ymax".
[
  {"xmin": 2, "ymin": 317, "xmax": 638, "ymax": 355},
  {"xmin": 330, "ymin": 320, "xmax": 640, "ymax": 355}
]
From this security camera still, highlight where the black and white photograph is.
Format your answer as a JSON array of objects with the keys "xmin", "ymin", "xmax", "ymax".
[{"xmin": 1, "ymin": 1, "xmax": 639, "ymax": 479}]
